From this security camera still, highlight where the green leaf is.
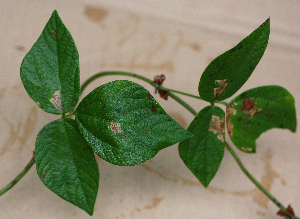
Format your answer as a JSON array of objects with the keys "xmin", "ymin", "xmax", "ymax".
[
  {"xmin": 20, "ymin": 10, "xmax": 80, "ymax": 114},
  {"xmin": 35, "ymin": 118, "xmax": 99, "ymax": 215},
  {"xmin": 76, "ymin": 80, "xmax": 192, "ymax": 166},
  {"xmin": 198, "ymin": 18, "xmax": 270, "ymax": 103},
  {"xmin": 226, "ymin": 85, "xmax": 297, "ymax": 153},
  {"xmin": 178, "ymin": 105, "xmax": 225, "ymax": 187}
]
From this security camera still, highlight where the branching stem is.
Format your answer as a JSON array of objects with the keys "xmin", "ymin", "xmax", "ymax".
[
  {"xmin": 1, "ymin": 71, "xmax": 298, "ymax": 219},
  {"xmin": 157, "ymin": 86, "xmax": 203, "ymax": 100},
  {"xmin": 80, "ymin": 71, "xmax": 198, "ymax": 115},
  {"xmin": 0, "ymin": 155, "xmax": 35, "ymax": 196},
  {"xmin": 80, "ymin": 71, "xmax": 156, "ymax": 94}
]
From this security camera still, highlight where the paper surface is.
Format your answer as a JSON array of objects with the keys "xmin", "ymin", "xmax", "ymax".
[{"xmin": 0, "ymin": 1, "xmax": 299, "ymax": 218}]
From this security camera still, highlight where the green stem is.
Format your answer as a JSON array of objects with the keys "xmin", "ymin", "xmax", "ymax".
[
  {"xmin": 157, "ymin": 86, "xmax": 203, "ymax": 100},
  {"xmin": 215, "ymin": 100, "xmax": 230, "ymax": 107},
  {"xmin": 80, "ymin": 71, "xmax": 156, "ymax": 94},
  {"xmin": 224, "ymin": 142, "xmax": 298, "ymax": 219},
  {"xmin": 80, "ymin": 71, "xmax": 198, "ymax": 115},
  {"xmin": 0, "ymin": 71, "xmax": 197, "ymax": 196},
  {"xmin": 82, "ymin": 72, "xmax": 227, "ymax": 108},
  {"xmin": 1, "ymin": 71, "xmax": 296, "ymax": 218},
  {"xmin": 81, "ymin": 71, "xmax": 299, "ymax": 217},
  {"xmin": 0, "ymin": 155, "xmax": 35, "ymax": 196},
  {"xmin": 168, "ymin": 92, "xmax": 197, "ymax": 115}
]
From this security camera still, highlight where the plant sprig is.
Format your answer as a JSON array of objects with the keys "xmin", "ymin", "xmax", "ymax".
[{"xmin": 1, "ymin": 10, "xmax": 298, "ymax": 218}]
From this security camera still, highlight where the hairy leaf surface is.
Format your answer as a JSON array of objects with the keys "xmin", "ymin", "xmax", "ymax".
[
  {"xmin": 227, "ymin": 85, "xmax": 297, "ymax": 153},
  {"xmin": 20, "ymin": 10, "xmax": 80, "ymax": 114},
  {"xmin": 35, "ymin": 119, "xmax": 99, "ymax": 215},
  {"xmin": 179, "ymin": 106, "xmax": 225, "ymax": 187},
  {"xmin": 76, "ymin": 80, "xmax": 192, "ymax": 166},
  {"xmin": 198, "ymin": 18, "xmax": 270, "ymax": 102}
]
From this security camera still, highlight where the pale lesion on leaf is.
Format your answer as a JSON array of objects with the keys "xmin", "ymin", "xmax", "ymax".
[
  {"xmin": 110, "ymin": 121, "xmax": 122, "ymax": 134},
  {"xmin": 50, "ymin": 91, "xmax": 62, "ymax": 112},
  {"xmin": 241, "ymin": 147, "xmax": 253, "ymax": 152},
  {"xmin": 214, "ymin": 79, "xmax": 228, "ymax": 99},
  {"xmin": 209, "ymin": 115, "xmax": 225, "ymax": 142},
  {"xmin": 226, "ymin": 104, "xmax": 237, "ymax": 137}
]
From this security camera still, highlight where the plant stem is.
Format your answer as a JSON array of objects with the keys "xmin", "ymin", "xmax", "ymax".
[
  {"xmin": 0, "ymin": 155, "xmax": 35, "ymax": 196},
  {"xmin": 224, "ymin": 142, "xmax": 298, "ymax": 219},
  {"xmin": 215, "ymin": 100, "xmax": 230, "ymax": 107},
  {"xmin": 158, "ymin": 86, "xmax": 229, "ymax": 107},
  {"xmin": 157, "ymin": 86, "xmax": 203, "ymax": 100},
  {"xmin": 80, "ymin": 71, "xmax": 156, "ymax": 94},
  {"xmin": 81, "ymin": 71, "xmax": 228, "ymax": 109},
  {"xmin": 81, "ymin": 71, "xmax": 299, "ymax": 217},
  {"xmin": 80, "ymin": 71, "xmax": 198, "ymax": 115},
  {"xmin": 1, "ymin": 71, "xmax": 296, "ymax": 218},
  {"xmin": 0, "ymin": 71, "xmax": 198, "ymax": 196},
  {"xmin": 168, "ymin": 92, "xmax": 197, "ymax": 115}
]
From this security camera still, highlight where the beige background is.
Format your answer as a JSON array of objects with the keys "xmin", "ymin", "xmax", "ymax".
[{"xmin": 0, "ymin": 0, "xmax": 300, "ymax": 218}]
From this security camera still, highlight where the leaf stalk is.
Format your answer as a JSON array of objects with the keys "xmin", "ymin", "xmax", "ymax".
[{"xmin": 0, "ymin": 155, "xmax": 35, "ymax": 196}]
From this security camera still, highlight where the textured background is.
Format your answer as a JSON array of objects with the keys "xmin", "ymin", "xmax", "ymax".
[{"xmin": 0, "ymin": 0, "xmax": 299, "ymax": 218}]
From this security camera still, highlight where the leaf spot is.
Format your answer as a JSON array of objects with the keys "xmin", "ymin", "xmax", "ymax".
[
  {"xmin": 241, "ymin": 147, "xmax": 253, "ymax": 152},
  {"xmin": 242, "ymin": 98, "xmax": 254, "ymax": 111},
  {"xmin": 227, "ymin": 106, "xmax": 237, "ymax": 115},
  {"xmin": 209, "ymin": 115, "xmax": 225, "ymax": 142},
  {"xmin": 41, "ymin": 172, "xmax": 46, "ymax": 179},
  {"xmin": 51, "ymin": 31, "xmax": 57, "ymax": 36},
  {"xmin": 123, "ymin": 132, "xmax": 127, "ymax": 141},
  {"xmin": 50, "ymin": 91, "xmax": 62, "ymax": 112},
  {"xmin": 147, "ymin": 92, "xmax": 154, "ymax": 99},
  {"xmin": 226, "ymin": 105, "xmax": 237, "ymax": 136},
  {"xmin": 214, "ymin": 79, "xmax": 228, "ymax": 99},
  {"xmin": 110, "ymin": 122, "xmax": 121, "ymax": 134},
  {"xmin": 242, "ymin": 98, "xmax": 262, "ymax": 116},
  {"xmin": 151, "ymin": 107, "xmax": 157, "ymax": 113}
]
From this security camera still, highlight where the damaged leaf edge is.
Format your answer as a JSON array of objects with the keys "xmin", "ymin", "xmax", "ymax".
[
  {"xmin": 214, "ymin": 79, "xmax": 228, "ymax": 99},
  {"xmin": 50, "ymin": 90, "xmax": 63, "ymax": 112},
  {"xmin": 209, "ymin": 115, "xmax": 225, "ymax": 142}
]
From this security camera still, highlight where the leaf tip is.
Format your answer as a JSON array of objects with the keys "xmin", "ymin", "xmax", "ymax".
[
  {"xmin": 261, "ymin": 17, "xmax": 270, "ymax": 28},
  {"xmin": 290, "ymin": 122, "xmax": 297, "ymax": 133},
  {"xmin": 86, "ymin": 209, "xmax": 94, "ymax": 216},
  {"xmin": 52, "ymin": 9, "xmax": 59, "ymax": 16}
]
